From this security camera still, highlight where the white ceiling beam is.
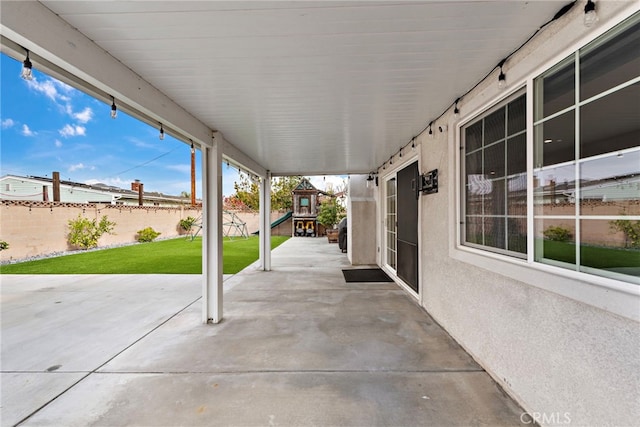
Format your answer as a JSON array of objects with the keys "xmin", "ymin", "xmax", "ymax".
[{"xmin": 0, "ymin": 0, "xmax": 265, "ymax": 176}]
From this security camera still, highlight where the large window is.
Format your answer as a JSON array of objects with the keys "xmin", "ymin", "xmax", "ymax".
[
  {"xmin": 460, "ymin": 13, "xmax": 639, "ymax": 285},
  {"xmin": 534, "ymin": 14, "xmax": 639, "ymax": 283},
  {"xmin": 461, "ymin": 93, "xmax": 527, "ymax": 257}
]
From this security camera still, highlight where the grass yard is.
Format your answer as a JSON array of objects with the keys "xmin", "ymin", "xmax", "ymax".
[
  {"xmin": 0, "ymin": 236, "xmax": 289, "ymax": 275},
  {"xmin": 540, "ymin": 240, "xmax": 640, "ymax": 271}
]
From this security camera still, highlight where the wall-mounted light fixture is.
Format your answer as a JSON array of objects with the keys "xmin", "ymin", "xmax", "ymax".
[
  {"xmin": 366, "ymin": 173, "xmax": 375, "ymax": 189},
  {"xmin": 21, "ymin": 50, "xmax": 33, "ymax": 81},
  {"xmin": 428, "ymin": 122, "xmax": 434, "ymax": 138},
  {"xmin": 453, "ymin": 98, "xmax": 460, "ymax": 119},
  {"xmin": 411, "ymin": 137, "xmax": 416, "ymax": 151},
  {"xmin": 110, "ymin": 97, "xmax": 117, "ymax": 119},
  {"xmin": 159, "ymin": 124, "xmax": 165, "ymax": 140},
  {"xmin": 439, "ymin": 125, "xmax": 447, "ymax": 133}
]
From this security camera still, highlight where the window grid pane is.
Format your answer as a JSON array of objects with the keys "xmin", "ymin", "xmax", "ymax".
[
  {"xmin": 534, "ymin": 13, "xmax": 640, "ymax": 284},
  {"xmin": 462, "ymin": 93, "xmax": 526, "ymax": 258}
]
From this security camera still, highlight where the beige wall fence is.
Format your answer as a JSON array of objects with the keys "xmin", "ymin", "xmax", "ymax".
[{"xmin": 0, "ymin": 201, "xmax": 291, "ymax": 262}]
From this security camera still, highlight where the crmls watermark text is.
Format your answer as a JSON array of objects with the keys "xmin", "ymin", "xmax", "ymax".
[{"xmin": 520, "ymin": 412, "xmax": 572, "ymax": 425}]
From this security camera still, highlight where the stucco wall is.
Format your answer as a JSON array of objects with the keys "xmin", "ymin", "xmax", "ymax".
[
  {"xmin": 374, "ymin": 3, "xmax": 640, "ymax": 426},
  {"xmin": 348, "ymin": 175, "xmax": 377, "ymax": 265},
  {"xmin": 0, "ymin": 203, "xmax": 289, "ymax": 261},
  {"xmin": 0, "ymin": 202, "xmax": 202, "ymax": 261}
]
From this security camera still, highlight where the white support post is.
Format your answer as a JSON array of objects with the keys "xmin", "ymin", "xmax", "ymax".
[
  {"xmin": 201, "ymin": 141, "xmax": 223, "ymax": 324},
  {"xmin": 259, "ymin": 171, "xmax": 272, "ymax": 271}
]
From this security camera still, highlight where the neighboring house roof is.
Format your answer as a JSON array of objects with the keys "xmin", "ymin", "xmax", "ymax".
[
  {"xmin": 534, "ymin": 174, "xmax": 640, "ymax": 201},
  {"xmin": 0, "ymin": 174, "xmax": 195, "ymax": 204}
]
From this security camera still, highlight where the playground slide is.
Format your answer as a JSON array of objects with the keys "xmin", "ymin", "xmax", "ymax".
[{"xmin": 252, "ymin": 211, "xmax": 293, "ymax": 235}]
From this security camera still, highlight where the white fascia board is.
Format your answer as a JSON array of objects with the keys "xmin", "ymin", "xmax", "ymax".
[
  {"xmin": 217, "ymin": 132, "xmax": 266, "ymax": 178},
  {"xmin": 0, "ymin": 1, "xmax": 264, "ymax": 174}
]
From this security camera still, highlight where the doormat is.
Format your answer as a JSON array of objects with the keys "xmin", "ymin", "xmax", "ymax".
[{"xmin": 342, "ymin": 268, "xmax": 393, "ymax": 283}]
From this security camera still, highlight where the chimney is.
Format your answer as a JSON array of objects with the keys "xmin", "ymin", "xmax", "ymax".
[
  {"xmin": 131, "ymin": 179, "xmax": 141, "ymax": 192},
  {"xmin": 138, "ymin": 182, "xmax": 144, "ymax": 206},
  {"xmin": 52, "ymin": 171, "xmax": 61, "ymax": 202}
]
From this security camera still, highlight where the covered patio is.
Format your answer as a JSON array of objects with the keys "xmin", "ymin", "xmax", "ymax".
[
  {"xmin": 2, "ymin": 1, "xmax": 639, "ymax": 425},
  {"xmin": 2, "ymin": 238, "xmax": 525, "ymax": 426}
]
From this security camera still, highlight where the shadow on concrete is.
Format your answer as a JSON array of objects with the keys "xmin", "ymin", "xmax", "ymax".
[{"xmin": 1, "ymin": 238, "xmax": 526, "ymax": 426}]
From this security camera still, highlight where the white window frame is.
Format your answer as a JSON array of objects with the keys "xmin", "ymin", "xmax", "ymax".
[
  {"xmin": 460, "ymin": 89, "xmax": 527, "ymax": 258},
  {"xmin": 451, "ymin": 8, "xmax": 640, "ymax": 322}
]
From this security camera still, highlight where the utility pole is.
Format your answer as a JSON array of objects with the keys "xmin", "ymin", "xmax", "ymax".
[
  {"xmin": 191, "ymin": 142, "xmax": 196, "ymax": 206},
  {"xmin": 52, "ymin": 171, "xmax": 60, "ymax": 202}
]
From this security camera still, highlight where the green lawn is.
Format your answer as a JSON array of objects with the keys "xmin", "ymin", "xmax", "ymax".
[
  {"xmin": 540, "ymin": 240, "xmax": 640, "ymax": 271},
  {"xmin": 0, "ymin": 236, "xmax": 289, "ymax": 275}
]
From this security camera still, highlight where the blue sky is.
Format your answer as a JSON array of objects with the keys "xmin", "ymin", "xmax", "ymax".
[{"xmin": 1, "ymin": 53, "xmax": 345, "ymax": 197}]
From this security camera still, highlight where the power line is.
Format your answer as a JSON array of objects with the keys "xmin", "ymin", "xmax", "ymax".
[{"xmin": 110, "ymin": 146, "xmax": 182, "ymax": 177}]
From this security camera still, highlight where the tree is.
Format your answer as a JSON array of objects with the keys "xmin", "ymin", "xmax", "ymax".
[
  {"xmin": 232, "ymin": 173, "xmax": 260, "ymax": 210},
  {"xmin": 271, "ymin": 176, "xmax": 304, "ymax": 211},
  {"xmin": 231, "ymin": 173, "xmax": 304, "ymax": 211},
  {"xmin": 317, "ymin": 197, "xmax": 346, "ymax": 229}
]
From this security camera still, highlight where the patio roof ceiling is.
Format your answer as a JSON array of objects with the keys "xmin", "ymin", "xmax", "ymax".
[{"xmin": 7, "ymin": 1, "xmax": 564, "ymax": 175}]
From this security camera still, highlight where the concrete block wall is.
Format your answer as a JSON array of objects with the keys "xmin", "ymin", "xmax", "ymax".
[
  {"xmin": 0, "ymin": 203, "xmax": 290, "ymax": 262},
  {"xmin": 0, "ymin": 202, "xmax": 201, "ymax": 262}
]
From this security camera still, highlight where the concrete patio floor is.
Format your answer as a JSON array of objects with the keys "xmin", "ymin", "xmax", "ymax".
[{"xmin": 1, "ymin": 237, "xmax": 527, "ymax": 426}]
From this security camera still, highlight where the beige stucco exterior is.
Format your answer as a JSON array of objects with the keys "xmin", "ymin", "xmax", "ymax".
[{"xmin": 346, "ymin": 3, "xmax": 640, "ymax": 425}]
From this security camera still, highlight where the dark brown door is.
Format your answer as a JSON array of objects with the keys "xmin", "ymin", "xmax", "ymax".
[{"xmin": 396, "ymin": 161, "xmax": 419, "ymax": 292}]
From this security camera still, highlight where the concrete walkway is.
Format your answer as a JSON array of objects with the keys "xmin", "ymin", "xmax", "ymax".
[{"xmin": 1, "ymin": 238, "xmax": 526, "ymax": 426}]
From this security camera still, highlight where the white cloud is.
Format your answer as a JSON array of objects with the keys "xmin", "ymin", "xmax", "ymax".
[
  {"xmin": 166, "ymin": 164, "xmax": 191, "ymax": 174},
  {"xmin": 26, "ymin": 77, "xmax": 87, "ymax": 121},
  {"xmin": 25, "ymin": 78, "xmax": 59, "ymax": 102},
  {"xmin": 68, "ymin": 163, "xmax": 86, "ymax": 172},
  {"xmin": 53, "ymin": 79, "xmax": 75, "ymax": 94},
  {"xmin": 1, "ymin": 118, "xmax": 15, "ymax": 129},
  {"xmin": 125, "ymin": 136, "xmax": 160, "ymax": 150},
  {"xmin": 54, "ymin": 139, "xmax": 63, "ymax": 148},
  {"xmin": 21, "ymin": 124, "xmax": 35, "ymax": 136},
  {"xmin": 59, "ymin": 124, "xmax": 86, "ymax": 138},
  {"xmin": 73, "ymin": 107, "xmax": 93, "ymax": 124}
]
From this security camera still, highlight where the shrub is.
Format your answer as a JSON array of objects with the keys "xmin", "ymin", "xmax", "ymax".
[
  {"xmin": 543, "ymin": 225, "xmax": 572, "ymax": 242},
  {"xmin": 0, "ymin": 241, "xmax": 9, "ymax": 251},
  {"xmin": 179, "ymin": 216, "xmax": 197, "ymax": 232},
  {"xmin": 317, "ymin": 198, "xmax": 345, "ymax": 228},
  {"xmin": 137, "ymin": 227, "xmax": 161, "ymax": 243},
  {"xmin": 68, "ymin": 215, "xmax": 116, "ymax": 250},
  {"xmin": 610, "ymin": 219, "xmax": 640, "ymax": 248}
]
